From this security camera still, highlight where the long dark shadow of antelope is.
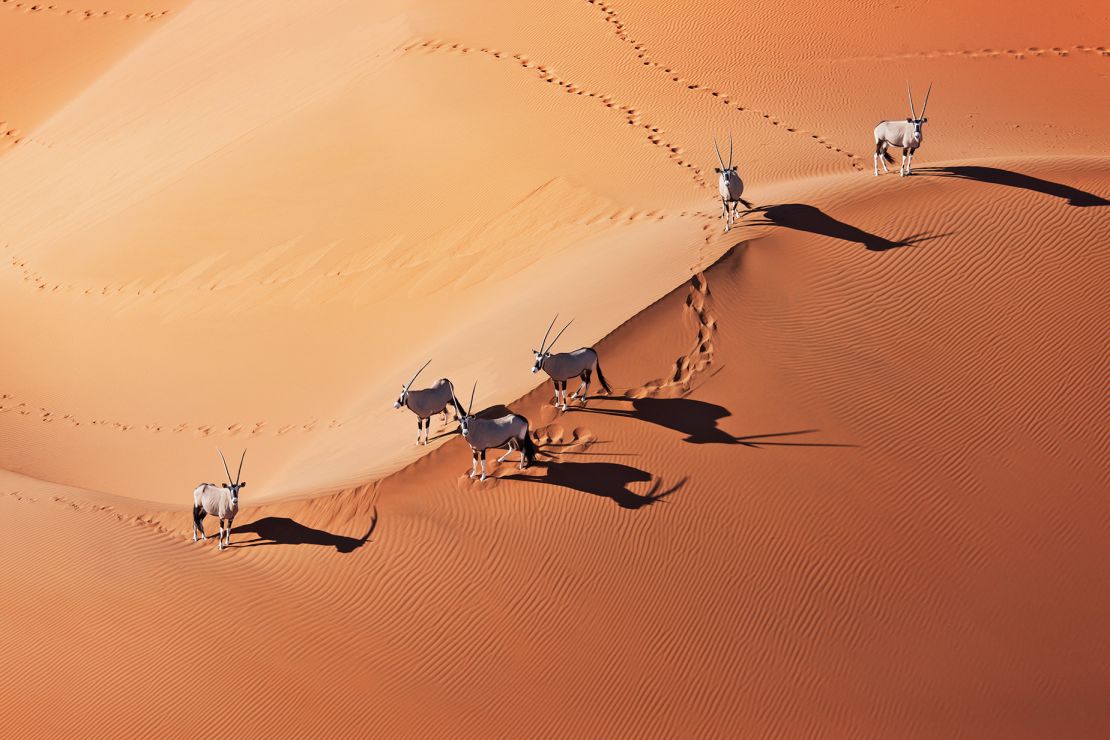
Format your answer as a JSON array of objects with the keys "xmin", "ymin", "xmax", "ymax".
[
  {"xmin": 745, "ymin": 203, "xmax": 951, "ymax": 252},
  {"xmin": 917, "ymin": 166, "xmax": 1110, "ymax": 207},
  {"xmin": 571, "ymin": 396, "xmax": 855, "ymax": 448},
  {"xmin": 231, "ymin": 507, "xmax": 377, "ymax": 553},
  {"xmin": 504, "ymin": 461, "xmax": 682, "ymax": 509}
]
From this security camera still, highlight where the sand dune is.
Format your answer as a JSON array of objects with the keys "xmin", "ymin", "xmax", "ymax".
[{"xmin": 0, "ymin": 0, "xmax": 1107, "ymax": 736}]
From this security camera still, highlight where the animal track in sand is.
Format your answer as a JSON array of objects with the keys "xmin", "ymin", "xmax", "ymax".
[
  {"xmin": 0, "ymin": 393, "xmax": 339, "ymax": 437},
  {"xmin": 584, "ymin": 0, "xmax": 865, "ymax": 171},
  {"xmin": 535, "ymin": 424, "xmax": 598, "ymax": 454},
  {"xmin": 401, "ymin": 39, "xmax": 708, "ymax": 189},
  {"xmin": 628, "ymin": 269, "xmax": 717, "ymax": 398},
  {"xmin": 0, "ymin": 1, "xmax": 170, "ymax": 20},
  {"xmin": 824, "ymin": 45, "xmax": 1110, "ymax": 63}
]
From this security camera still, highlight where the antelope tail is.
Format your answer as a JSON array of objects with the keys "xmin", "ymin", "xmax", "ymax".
[
  {"xmin": 520, "ymin": 432, "xmax": 539, "ymax": 466},
  {"xmin": 594, "ymin": 357, "xmax": 613, "ymax": 394},
  {"xmin": 876, "ymin": 140, "xmax": 894, "ymax": 164}
]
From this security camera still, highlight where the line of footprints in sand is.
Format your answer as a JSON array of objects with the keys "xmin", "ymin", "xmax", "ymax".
[
  {"xmin": 0, "ymin": 1, "xmax": 170, "ymax": 20},
  {"xmin": 4, "ymin": 489, "xmax": 180, "ymax": 540},
  {"xmin": 0, "ymin": 395, "xmax": 341, "ymax": 437}
]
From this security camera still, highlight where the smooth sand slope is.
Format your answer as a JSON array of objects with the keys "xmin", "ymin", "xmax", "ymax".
[{"xmin": 0, "ymin": 0, "xmax": 1108, "ymax": 737}]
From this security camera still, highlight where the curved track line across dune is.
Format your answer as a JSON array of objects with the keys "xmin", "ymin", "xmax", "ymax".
[
  {"xmin": 0, "ymin": 392, "xmax": 342, "ymax": 437},
  {"xmin": 0, "ymin": 1, "xmax": 170, "ymax": 20},
  {"xmin": 1, "ymin": 210, "xmax": 704, "ymax": 301},
  {"xmin": 401, "ymin": 38, "xmax": 710, "ymax": 189},
  {"xmin": 820, "ymin": 44, "xmax": 1110, "ymax": 63},
  {"xmin": 583, "ymin": 0, "xmax": 866, "ymax": 170}
]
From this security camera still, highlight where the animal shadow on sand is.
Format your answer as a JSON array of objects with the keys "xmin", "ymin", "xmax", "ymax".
[
  {"xmin": 572, "ymin": 396, "xmax": 855, "ymax": 448},
  {"xmin": 231, "ymin": 509, "xmax": 377, "ymax": 553},
  {"xmin": 918, "ymin": 166, "xmax": 1110, "ymax": 207},
  {"xmin": 746, "ymin": 203, "xmax": 950, "ymax": 251},
  {"xmin": 505, "ymin": 461, "xmax": 682, "ymax": 509}
]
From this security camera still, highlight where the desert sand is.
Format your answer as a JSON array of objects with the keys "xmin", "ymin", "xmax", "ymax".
[{"xmin": 0, "ymin": 0, "xmax": 1108, "ymax": 737}]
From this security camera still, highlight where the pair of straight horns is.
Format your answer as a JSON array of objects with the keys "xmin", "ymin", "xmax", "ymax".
[
  {"xmin": 217, "ymin": 448, "xmax": 246, "ymax": 487},
  {"xmin": 908, "ymin": 82, "xmax": 933, "ymax": 120},
  {"xmin": 539, "ymin": 314, "xmax": 574, "ymax": 355}
]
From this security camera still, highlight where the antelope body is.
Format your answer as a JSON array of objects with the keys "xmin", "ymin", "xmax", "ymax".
[
  {"xmin": 192, "ymin": 449, "xmax": 247, "ymax": 551},
  {"xmin": 713, "ymin": 135, "xmax": 751, "ymax": 232},
  {"xmin": 394, "ymin": 360, "xmax": 460, "ymax": 445},
  {"xmin": 453, "ymin": 384, "xmax": 538, "ymax": 481},
  {"xmin": 531, "ymin": 316, "xmax": 612, "ymax": 411},
  {"xmin": 874, "ymin": 83, "xmax": 932, "ymax": 176}
]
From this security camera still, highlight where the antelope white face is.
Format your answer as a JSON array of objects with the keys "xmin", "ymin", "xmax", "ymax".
[
  {"xmin": 532, "ymin": 350, "xmax": 549, "ymax": 374},
  {"xmin": 224, "ymin": 481, "xmax": 246, "ymax": 506},
  {"xmin": 715, "ymin": 166, "xmax": 738, "ymax": 183},
  {"xmin": 394, "ymin": 386, "xmax": 408, "ymax": 409},
  {"xmin": 906, "ymin": 117, "xmax": 927, "ymax": 140},
  {"xmin": 453, "ymin": 403, "xmax": 471, "ymax": 436}
]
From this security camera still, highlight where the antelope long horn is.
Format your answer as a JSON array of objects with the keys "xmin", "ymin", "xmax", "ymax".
[
  {"xmin": 728, "ymin": 134, "xmax": 733, "ymax": 168},
  {"xmin": 540, "ymin": 314, "xmax": 558, "ymax": 353},
  {"xmin": 235, "ymin": 449, "xmax": 246, "ymax": 485},
  {"xmin": 217, "ymin": 448, "xmax": 234, "ymax": 486},
  {"xmin": 919, "ymin": 82, "xmax": 932, "ymax": 118},
  {"xmin": 547, "ymin": 319, "xmax": 574, "ymax": 353},
  {"xmin": 713, "ymin": 137, "xmax": 725, "ymax": 169},
  {"xmin": 468, "ymin": 381, "xmax": 477, "ymax": 417},
  {"xmin": 907, "ymin": 82, "xmax": 917, "ymax": 119},
  {"xmin": 405, "ymin": 358, "xmax": 432, "ymax": 390}
]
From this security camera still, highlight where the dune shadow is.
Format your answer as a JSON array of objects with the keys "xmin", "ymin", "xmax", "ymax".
[
  {"xmin": 231, "ymin": 509, "xmax": 377, "ymax": 553},
  {"xmin": 919, "ymin": 165, "xmax": 1110, "ymax": 207},
  {"xmin": 747, "ymin": 203, "xmax": 949, "ymax": 251},
  {"xmin": 572, "ymin": 397, "xmax": 855, "ymax": 448},
  {"xmin": 504, "ymin": 461, "xmax": 681, "ymax": 509}
]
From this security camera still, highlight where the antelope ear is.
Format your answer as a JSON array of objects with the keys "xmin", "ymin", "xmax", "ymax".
[
  {"xmin": 239, "ymin": 482, "xmax": 247, "ymax": 488},
  {"xmin": 906, "ymin": 117, "xmax": 913, "ymax": 122},
  {"xmin": 923, "ymin": 117, "xmax": 928, "ymax": 123},
  {"xmin": 714, "ymin": 167, "xmax": 722, "ymax": 173}
]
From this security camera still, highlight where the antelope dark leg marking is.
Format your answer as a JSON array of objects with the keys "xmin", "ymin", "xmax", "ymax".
[{"xmin": 193, "ymin": 505, "xmax": 206, "ymax": 540}]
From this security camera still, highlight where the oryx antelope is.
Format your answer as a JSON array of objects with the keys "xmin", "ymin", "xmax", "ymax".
[
  {"xmin": 192, "ymin": 448, "xmax": 247, "ymax": 551},
  {"xmin": 714, "ymin": 135, "xmax": 751, "ymax": 232},
  {"xmin": 452, "ymin": 383, "xmax": 538, "ymax": 481},
  {"xmin": 531, "ymin": 315, "xmax": 612, "ymax": 411},
  {"xmin": 874, "ymin": 83, "xmax": 932, "ymax": 177},
  {"xmin": 394, "ymin": 359, "xmax": 460, "ymax": 445}
]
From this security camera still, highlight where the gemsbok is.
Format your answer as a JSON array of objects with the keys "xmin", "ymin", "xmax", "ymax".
[
  {"xmin": 531, "ymin": 315, "xmax": 612, "ymax": 412},
  {"xmin": 192, "ymin": 448, "xmax": 247, "ymax": 551},
  {"xmin": 394, "ymin": 359, "xmax": 460, "ymax": 445},
  {"xmin": 874, "ymin": 83, "xmax": 932, "ymax": 177},
  {"xmin": 714, "ymin": 135, "xmax": 751, "ymax": 232},
  {"xmin": 452, "ymin": 382, "xmax": 538, "ymax": 481}
]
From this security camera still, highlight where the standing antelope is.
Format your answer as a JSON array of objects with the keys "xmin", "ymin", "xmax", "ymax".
[
  {"xmin": 874, "ymin": 83, "xmax": 932, "ymax": 177},
  {"xmin": 714, "ymin": 135, "xmax": 751, "ymax": 232},
  {"xmin": 192, "ymin": 448, "xmax": 247, "ymax": 551},
  {"xmin": 394, "ymin": 359, "xmax": 460, "ymax": 445},
  {"xmin": 531, "ymin": 315, "xmax": 612, "ymax": 412},
  {"xmin": 452, "ymin": 382, "xmax": 538, "ymax": 481}
]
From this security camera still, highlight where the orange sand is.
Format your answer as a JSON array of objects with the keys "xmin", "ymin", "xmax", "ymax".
[{"xmin": 0, "ymin": 0, "xmax": 1107, "ymax": 736}]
